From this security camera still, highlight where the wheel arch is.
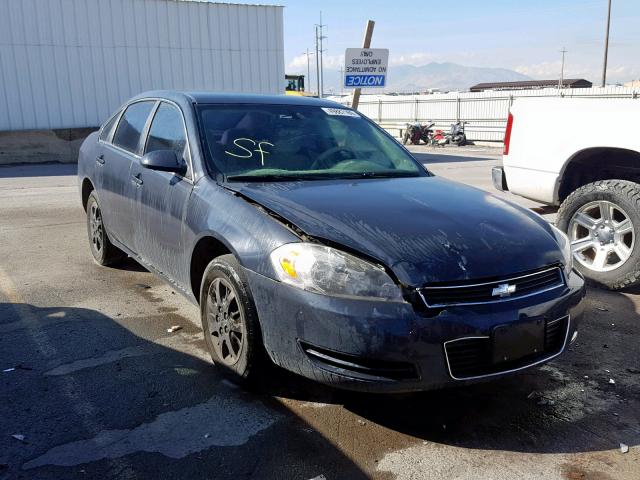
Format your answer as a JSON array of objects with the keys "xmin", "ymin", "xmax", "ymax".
[
  {"xmin": 558, "ymin": 147, "xmax": 640, "ymax": 203},
  {"xmin": 81, "ymin": 177, "xmax": 95, "ymax": 211},
  {"xmin": 189, "ymin": 233, "xmax": 237, "ymax": 304}
]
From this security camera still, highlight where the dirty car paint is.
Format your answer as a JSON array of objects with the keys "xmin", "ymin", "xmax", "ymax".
[
  {"xmin": 224, "ymin": 176, "xmax": 564, "ymax": 286},
  {"xmin": 78, "ymin": 91, "xmax": 585, "ymax": 393}
]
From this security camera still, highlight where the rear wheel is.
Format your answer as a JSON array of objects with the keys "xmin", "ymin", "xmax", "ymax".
[
  {"xmin": 200, "ymin": 254, "xmax": 269, "ymax": 385},
  {"xmin": 86, "ymin": 192, "xmax": 126, "ymax": 266},
  {"xmin": 556, "ymin": 180, "xmax": 640, "ymax": 289}
]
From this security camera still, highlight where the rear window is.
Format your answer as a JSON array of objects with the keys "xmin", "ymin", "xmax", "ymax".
[{"xmin": 112, "ymin": 101, "xmax": 155, "ymax": 154}]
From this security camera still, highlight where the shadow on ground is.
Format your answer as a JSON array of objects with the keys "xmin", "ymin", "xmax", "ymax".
[
  {"xmin": 0, "ymin": 163, "xmax": 77, "ymax": 178},
  {"xmin": 265, "ymin": 285, "xmax": 640, "ymax": 456},
  {"xmin": 410, "ymin": 151, "xmax": 498, "ymax": 165},
  {"xmin": 0, "ymin": 303, "xmax": 369, "ymax": 480}
]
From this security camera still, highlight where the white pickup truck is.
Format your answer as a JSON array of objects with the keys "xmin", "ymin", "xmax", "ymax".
[{"xmin": 493, "ymin": 97, "xmax": 640, "ymax": 289}]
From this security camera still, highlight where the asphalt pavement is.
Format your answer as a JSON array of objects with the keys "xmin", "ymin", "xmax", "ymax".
[{"xmin": 1, "ymin": 149, "xmax": 639, "ymax": 480}]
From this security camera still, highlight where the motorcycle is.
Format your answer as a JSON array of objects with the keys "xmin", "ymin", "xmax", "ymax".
[
  {"xmin": 447, "ymin": 121, "xmax": 467, "ymax": 146},
  {"xmin": 402, "ymin": 122, "xmax": 435, "ymax": 145},
  {"xmin": 431, "ymin": 127, "xmax": 448, "ymax": 147}
]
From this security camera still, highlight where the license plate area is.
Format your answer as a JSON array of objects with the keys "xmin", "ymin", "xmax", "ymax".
[{"xmin": 492, "ymin": 319, "xmax": 545, "ymax": 364}]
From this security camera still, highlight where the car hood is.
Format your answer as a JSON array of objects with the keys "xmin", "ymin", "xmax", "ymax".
[{"xmin": 226, "ymin": 176, "xmax": 563, "ymax": 286}]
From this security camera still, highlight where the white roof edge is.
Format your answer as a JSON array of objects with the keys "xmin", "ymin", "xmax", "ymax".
[{"xmin": 171, "ymin": 0, "xmax": 284, "ymax": 6}]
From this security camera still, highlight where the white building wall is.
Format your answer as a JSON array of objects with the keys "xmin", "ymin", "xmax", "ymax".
[{"xmin": 0, "ymin": 0, "xmax": 285, "ymax": 131}]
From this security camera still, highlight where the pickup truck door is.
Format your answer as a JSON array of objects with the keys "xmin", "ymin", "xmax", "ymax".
[
  {"xmin": 130, "ymin": 102, "xmax": 194, "ymax": 288},
  {"xmin": 101, "ymin": 101, "xmax": 156, "ymax": 251}
]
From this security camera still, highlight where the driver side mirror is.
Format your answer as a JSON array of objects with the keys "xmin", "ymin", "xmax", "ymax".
[{"xmin": 141, "ymin": 150, "xmax": 186, "ymax": 175}]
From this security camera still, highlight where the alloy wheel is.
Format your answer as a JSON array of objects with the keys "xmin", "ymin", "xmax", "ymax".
[
  {"xmin": 205, "ymin": 277, "xmax": 245, "ymax": 366},
  {"xmin": 569, "ymin": 200, "xmax": 635, "ymax": 272},
  {"xmin": 89, "ymin": 202, "xmax": 104, "ymax": 255}
]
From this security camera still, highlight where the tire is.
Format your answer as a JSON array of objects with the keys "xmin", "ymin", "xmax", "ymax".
[
  {"xmin": 402, "ymin": 131, "xmax": 409, "ymax": 145},
  {"xmin": 199, "ymin": 254, "xmax": 269, "ymax": 385},
  {"xmin": 556, "ymin": 180, "xmax": 640, "ymax": 290},
  {"xmin": 86, "ymin": 192, "xmax": 126, "ymax": 266}
]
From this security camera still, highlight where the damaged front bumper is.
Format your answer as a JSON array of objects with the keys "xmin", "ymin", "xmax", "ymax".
[{"xmin": 246, "ymin": 269, "xmax": 586, "ymax": 393}]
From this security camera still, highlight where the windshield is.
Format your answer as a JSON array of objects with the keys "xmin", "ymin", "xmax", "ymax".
[{"xmin": 197, "ymin": 104, "xmax": 425, "ymax": 181}]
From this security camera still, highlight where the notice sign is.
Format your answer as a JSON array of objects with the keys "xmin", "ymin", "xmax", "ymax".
[{"xmin": 344, "ymin": 48, "xmax": 389, "ymax": 88}]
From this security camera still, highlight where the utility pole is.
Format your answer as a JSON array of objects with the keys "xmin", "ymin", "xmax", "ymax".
[
  {"xmin": 338, "ymin": 66, "xmax": 344, "ymax": 95},
  {"xmin": 303, "ymin": 48, "xmax": 314, "ymax": 94},
  {"xmin": 314, "ymin": 26, "xmax": 320, "ymax": 97},
  {"xmin": 351, "ymin": 20, "xmax": 375, "ymax": 110},
  {"xmin": 315, "ymin": 12, "xmax": 327, "ymax": 98},
  {"xmin": 559, "ymin": 47, "xmax": 567, "ymax": 89},
  {"xmin": 601, "ymin": 0, "xmax": 612, "ymax": 87}
]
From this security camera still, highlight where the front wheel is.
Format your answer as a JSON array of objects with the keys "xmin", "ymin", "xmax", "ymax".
[
  {"xmin": 556, "ymin": 180, "xmax": 640, "ymax": 289},
  {"xmin": 200, "ymin": 254, "xmax": 269, "ymax": 385}
]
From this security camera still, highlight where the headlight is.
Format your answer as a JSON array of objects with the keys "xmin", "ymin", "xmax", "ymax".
[
  {"xmin": 550, "ymin": 224, "xmax": 573, "ymax": 275},
  {"xmin": 269, "ymin": 243, "xmax": 404, "ymax": 301}
]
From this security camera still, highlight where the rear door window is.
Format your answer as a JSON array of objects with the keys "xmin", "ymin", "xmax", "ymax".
[
  {"xmin": 99, "ymin": 112, "xmax": 120, "ymax": 142},
  {"xmin": 112, "ymin": 101, "xmax": 155, "ymax": 154}
]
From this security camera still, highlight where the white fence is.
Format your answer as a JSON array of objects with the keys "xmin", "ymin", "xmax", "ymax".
[{"xmin": 330, "ymin": 86, "xmax": 640, "ymax": 142}]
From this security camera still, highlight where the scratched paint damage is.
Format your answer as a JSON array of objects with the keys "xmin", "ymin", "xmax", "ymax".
[{"xmin": 224, "ymin": 175, "xmax": 564, "ymax": 285}]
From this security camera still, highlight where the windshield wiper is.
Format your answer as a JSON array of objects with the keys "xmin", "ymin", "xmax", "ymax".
[
  {"xmin": 226, "ymin": 171, "xmax": 420, "ymax": 182},
  {"xmin": 328, "ymin": 171, "xmax": 420, "ymax": 179},
  {"xmin": 225, "ymin": 174, "xmax": 307, "ymax": 182}
]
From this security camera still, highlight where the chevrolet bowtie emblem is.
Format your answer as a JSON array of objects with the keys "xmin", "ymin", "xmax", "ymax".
[{"xmin": 492, "ymin": 283, "xmax": 516, "ymax": 297}]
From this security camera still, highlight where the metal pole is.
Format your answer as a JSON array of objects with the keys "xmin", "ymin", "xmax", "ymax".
[
  {"xmin": 314, "ymin": 26, "xmax": 320, "ymax": 97},
  {"xmin": 338, "ymin": 66, "xmax": 344, "ymax": 95},
  {"xmin": 559, "ymin": 47, "xmax": 567, "ymax": 89},
  {"xmin": 351, "ymin": 20, "xmax": 375, "ymax": 110},
  {"xmin": 601, "ymin": 0, "xmax": 612, "ymax": 87},
  {"xmin": 319, "ymin": 12, "xmax": 325, "ymax": 98},
  {"xmin": 305, "ymin": 48, "xmax": 311, "ymax": 94}
]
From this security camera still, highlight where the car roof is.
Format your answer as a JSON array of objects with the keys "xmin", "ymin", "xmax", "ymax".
[{"xmin": 131, "ymin": 90, "xmax": 346, "ymax": 108}]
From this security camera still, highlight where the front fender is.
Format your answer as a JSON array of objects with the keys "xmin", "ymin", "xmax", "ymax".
[{"xmin": 184, "ymin": 179, "xmax": 301, "ymax": 279}]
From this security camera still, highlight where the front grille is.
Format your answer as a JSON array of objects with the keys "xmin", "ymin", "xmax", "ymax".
[
  {"xmin": 300, "ymin": 342, "xmax": 418, "ymax": 381},
  {"xmin": 444, "ymin": 316, "xmax": 569, "ymax": 380},
  {"xmin": 420, "ymin": 266, "xmax": 564, "ymax": 308}
]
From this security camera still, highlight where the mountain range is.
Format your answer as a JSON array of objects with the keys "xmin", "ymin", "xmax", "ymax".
[{"xmin": 314, "ymin": 62, "xmax": 532, "ymax": 94}]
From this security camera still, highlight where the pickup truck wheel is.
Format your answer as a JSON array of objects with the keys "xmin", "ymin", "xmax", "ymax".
[
  {"xmin": 200, "ymin": 254, "xmax": 269, "ymax": 385},
  {"xmin": 556, "ymin": 180, "xmax": 640, "ymax": 289},
  {"xmin": 86, "ymin": 192, "xmax": 126, "ymax": 266}
]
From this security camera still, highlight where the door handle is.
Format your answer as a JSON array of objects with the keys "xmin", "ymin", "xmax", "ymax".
[
  {"xmin": 96, "ymin": 154, "xmax": 105, "ymax": 165},
  {"xmin": 131, "ymin": 174, "xmax": 143, "ymax": 186}
]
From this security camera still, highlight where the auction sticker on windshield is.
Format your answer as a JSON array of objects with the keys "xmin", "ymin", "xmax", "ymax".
[{"xmin": 322, "ymin": 107, "xmax": 360, "ymax": 117}]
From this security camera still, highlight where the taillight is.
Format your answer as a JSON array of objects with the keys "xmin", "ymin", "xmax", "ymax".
[{"xmin": 503, "ymin": 112, "xmax": 513, "ymax": 155}]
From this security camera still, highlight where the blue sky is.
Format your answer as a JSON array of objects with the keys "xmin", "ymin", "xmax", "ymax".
[{"xmin": 278, "ymin": 0, "xmax": 640, "ymax": 83}]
